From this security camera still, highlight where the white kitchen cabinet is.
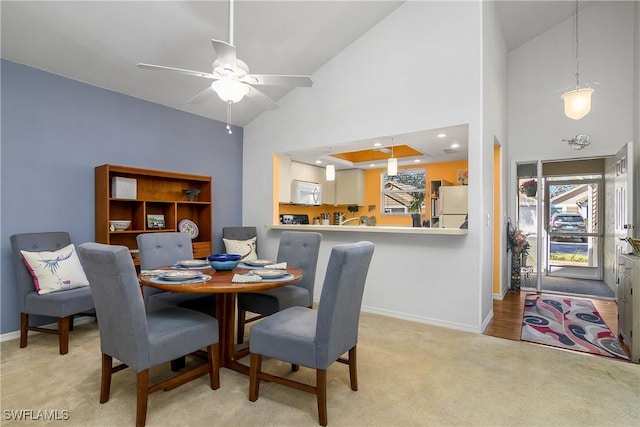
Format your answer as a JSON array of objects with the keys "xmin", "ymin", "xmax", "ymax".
[
  {"xmin": 278, "ymin": 155, "xmax": 292, "ymax": 203},
  {"xmin": 323, "ymin": 177, "xmax": 336, "ymax": 205},
  {"xmin": 336, "ymin": 169, "xmax": 365, "ymax": 206},
  {"xmin": 279, "ymin": 158, "xmax": 325, "ymax": 203},
  {"xmin": 618, "ymin": 253, "xmax": 640, "ymax": 363},
  {"xmin": 291, "ymin": 161, "xmax": 323, "ymax": 183}
]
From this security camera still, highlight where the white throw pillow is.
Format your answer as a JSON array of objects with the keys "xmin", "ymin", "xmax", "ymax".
[
  {"xmin": 223, "ymin": 237, "xmax": 257, "ymax": 261},
  {"xmin": 21, "ymin": 243, "xmax": 90, "ymax": 295}
]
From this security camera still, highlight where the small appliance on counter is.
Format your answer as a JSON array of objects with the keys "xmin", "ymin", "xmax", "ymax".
[{"xmin": 279, "ymin": 214, "xmax": 310, "ymax": 225}]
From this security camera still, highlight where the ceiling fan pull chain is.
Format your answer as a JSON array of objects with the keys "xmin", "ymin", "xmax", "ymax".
[{"xmin": 226, "ymin": 101, "xmax": 233, "ymax": 134}]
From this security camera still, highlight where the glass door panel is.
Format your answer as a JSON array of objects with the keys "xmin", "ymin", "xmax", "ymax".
[{"xmin": 545, "ymin": 178, "xmax": 602, "ymax": 280}]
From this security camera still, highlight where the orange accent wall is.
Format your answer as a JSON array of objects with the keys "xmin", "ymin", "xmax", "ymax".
[
  {"xmin": 364, "ymin": 160, "xmax": 469, "ymax": 226},
  {"xmin": 277, "ymin": 160, "xmax": 469, "ymax": 226},
  {"xmin": 493, "ymin": 145, "xmax": 501, "ymax": 294}
]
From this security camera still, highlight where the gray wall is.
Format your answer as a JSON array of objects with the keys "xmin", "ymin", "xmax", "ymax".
[{"xmin": 1, "ymin": 59, "xmax": 244, "ymax": 334}]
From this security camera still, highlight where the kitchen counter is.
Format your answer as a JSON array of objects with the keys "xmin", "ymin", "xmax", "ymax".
[{"xmin": 266, "ymin": 224, "xmax": 467, "ymax": 235}]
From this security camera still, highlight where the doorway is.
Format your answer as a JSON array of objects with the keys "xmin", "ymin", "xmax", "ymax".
[{"xmin": 515, "ymin": 159, "xmax": 614, "ymax": 299}]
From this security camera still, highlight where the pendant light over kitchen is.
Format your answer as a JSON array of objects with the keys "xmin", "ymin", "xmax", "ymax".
[
  {"xmin": 387, "ymin": 143, "xmax": 397, "ymax": 176},
  {"xmin": 325, "ymin": 164, "xmax": 335, "ymax": 181},
  {"xmin": 561, "ymin": 0, "xmax": 594, "ymax": 120},
  {"xmin": 325, "ymin": 147, "xmax": 335, "ymax": 181}
]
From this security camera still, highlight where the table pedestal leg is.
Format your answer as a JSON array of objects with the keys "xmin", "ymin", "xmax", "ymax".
[{"xmin": 215, "ymin": 293, "xmax": 250, "ymax": 375}]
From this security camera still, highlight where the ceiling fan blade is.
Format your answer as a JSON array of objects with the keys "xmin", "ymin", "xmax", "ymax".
[
  {"xmin": 244, "ymin": 86, "xmax": 279, "ymax": 110},
  {"xmin": 211, "ymin": 39, "xmax": 237, "ymax": 68},
  {"xmin": 137, "ymin": 63, "xmax": 216, "ymax": 80},
  {"xmin": 186, "ymin": 86, "xmax": 216, "ymax": 104},
  {"xmin": 242, "ymin": 74, "xmax": 313, "ymax": 87}
]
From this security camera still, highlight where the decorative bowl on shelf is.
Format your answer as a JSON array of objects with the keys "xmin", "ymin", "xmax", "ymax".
[
  {"xmin": 109, "ymin": 220, "xmax": 131, "ymax": 231},
  {"xmin": 208, "ymin": 253, "xmax": 241, "ymax": 271},
  {"xmin": 182, "ymin": 188, "xmax": 201, "ymax": 201}
]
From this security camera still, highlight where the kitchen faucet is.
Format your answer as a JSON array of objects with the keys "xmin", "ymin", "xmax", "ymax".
[{"xmin": 340, "ymin": 216, "xmax": 361, "ymax": 226}]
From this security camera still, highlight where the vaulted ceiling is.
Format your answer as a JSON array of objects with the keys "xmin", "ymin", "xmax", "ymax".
[{"xmin": 2, "ymin": 1, "xmax": 587, "ymax": 128}]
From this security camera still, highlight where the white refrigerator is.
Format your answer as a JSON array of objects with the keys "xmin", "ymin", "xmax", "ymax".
[{"xmin": 439, "ymin": 185, "xmax": 468, "ymax": 228}]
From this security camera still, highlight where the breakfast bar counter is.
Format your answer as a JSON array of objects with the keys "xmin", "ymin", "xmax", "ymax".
[{"xmin": 267, "ymin": 224, "xmax": 468, "ymax": 235}]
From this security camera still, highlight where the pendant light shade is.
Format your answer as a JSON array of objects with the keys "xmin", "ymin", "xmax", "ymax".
[
  {"xmin": 561, "ymin": 0, "xmax": 594, "ymax": 120},
  {"xmin": 325, "ymin": 164, "xmax": 335, "ymax": 181},
  {"xmin": 387, "ymin": 157, "xmax": 398, "ymax": 176},
  {"xmin": 561, "ymin": 87, "xmax": 594, "ymax": 120},
  {"xmin": 387, "ymin": 142, "xmax": 397, "ymax": 176}
]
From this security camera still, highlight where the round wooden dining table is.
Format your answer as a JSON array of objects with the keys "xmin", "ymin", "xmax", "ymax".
[{"xmin": 138, "ymin": 265, "xmax": 302, "ymax": 375}]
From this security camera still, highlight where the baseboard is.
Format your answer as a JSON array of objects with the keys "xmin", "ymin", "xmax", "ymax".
[
  {"xmin": 308, "ymin": 296, "xmax": 483, "ymax": 334},
  {"xmin": 0, "ymin": 316, "xmax": 95, "ymax": 343},
  {"xmin": 360, "ymin": 305, "xmax": 482, "ymax": 334}
]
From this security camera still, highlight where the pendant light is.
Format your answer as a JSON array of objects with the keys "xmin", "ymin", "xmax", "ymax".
[
  {"xmin": 325, "ymin": 147, "xmax": 335, "ymax": 181},
  {"xmin": 561, "ymin": 0, "xmax": 594, "ymax": 120},
  {"xmin": 387, "ymin": 143, "xmax": 398, "ymax": 176},
  {"xmin": 325, "ymin": 164, "xmax": 335, "ymax": 181}
]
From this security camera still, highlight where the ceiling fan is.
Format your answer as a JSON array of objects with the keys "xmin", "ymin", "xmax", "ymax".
[{"xmin": 137, "ymin": 0, "xmax": 313, "ymax": 134}]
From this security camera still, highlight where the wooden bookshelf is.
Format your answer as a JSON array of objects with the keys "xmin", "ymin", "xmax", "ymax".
[{"xmin": 95, "ymin": 164, "xmax": 212, "ymax": 263}]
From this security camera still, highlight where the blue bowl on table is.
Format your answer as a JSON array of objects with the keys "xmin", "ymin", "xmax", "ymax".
[{"xmin": 208, "ymin": 253, "xmax": 241, "ymax": 271}]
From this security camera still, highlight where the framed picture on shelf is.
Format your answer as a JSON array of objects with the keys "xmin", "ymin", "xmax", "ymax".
[{"xmin": 147, "ymin": 214, "xmax": 165, "ymax": 229}]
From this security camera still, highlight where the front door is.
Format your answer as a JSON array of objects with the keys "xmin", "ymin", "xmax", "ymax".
[
  {"xmin": 545, "ymin": 177, "xmax": 602, "ymax": 280},
  {"xmin": 607, "ymin": 142, "xmax": 635, "ymax": 294}
]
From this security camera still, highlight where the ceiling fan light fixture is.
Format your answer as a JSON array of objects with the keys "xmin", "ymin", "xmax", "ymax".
[
  {"xmin": 211, "ymin": 79, "xmax": 249, "ymax": 103},
  {"xmin": 325, "ymin": 164, "xmax": 335, "ymax": 181}
]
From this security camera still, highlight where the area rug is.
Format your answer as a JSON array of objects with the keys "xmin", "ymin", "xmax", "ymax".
[{"xmin": 521, "ymin": 294, "xmax": 629, "ymax": 360}]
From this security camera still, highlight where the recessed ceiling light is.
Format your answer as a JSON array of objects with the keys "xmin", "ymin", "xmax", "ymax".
[
  {"xmin": 414, "ymin": 159, "xmax": 420, "ymax": 163},
  {"xmin": 370, "ymin": 164, "xmax": 376, "ymax": 168},
  {"xmin": 451, "ymin": 143, "xmax": 459, "ymax": 149},
  {"xmin": 437, "ymin": 133, "xmax": 447, "ymax": 138},
  {"xmin": 373, "ymin": 142, "xmax": 382, "ymax": 147},
  {"xmin": 315, "ymin": 160, "xmax": 322, "ymax": 164}
]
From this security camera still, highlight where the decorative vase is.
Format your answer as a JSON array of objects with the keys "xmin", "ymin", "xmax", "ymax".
[{"xmin": 510, "ymin": 252, "xmax": 521, "ymax": 291}]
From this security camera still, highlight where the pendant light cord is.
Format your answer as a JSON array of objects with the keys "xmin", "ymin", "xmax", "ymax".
[
  {"xmin": 574, "ymin": 0, "xmax": 581, "ymax": 88},
  {"xmin": 226, "ymin": 101, "xmax": 233, "ymax": 134}
]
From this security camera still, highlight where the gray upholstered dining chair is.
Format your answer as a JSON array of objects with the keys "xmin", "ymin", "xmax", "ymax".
[
  {"xmin": 10, "ymin": 231, "xmax": 95, "ymax": 355},
  {"xmin": 236, "ymin": 231, "xmax": 322, "ymax": 343},
  {"xmin": 248, "ymin": 241, "xmax": 375, "ymax": 426},
  {"xmin": 78, "ymin": 242, "xmax": 220, "ymax": 427},
  {"xmin": 137, "ymin": 232, "xmax": 213, "ymax": 314}
]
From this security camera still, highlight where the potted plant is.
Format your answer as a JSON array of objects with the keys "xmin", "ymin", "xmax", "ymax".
[
  {"xmin": 409, "ymin": 193, "xmax": 425, "ymax": 227},
  {"xmin": 519, "ymin": 179, "xmax": 537, "ymax": 197}
]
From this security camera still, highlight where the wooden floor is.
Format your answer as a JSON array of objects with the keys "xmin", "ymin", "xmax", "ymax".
[{"xmin": 484, "ymin": 290, "xmax": 620, "ymax": 341}]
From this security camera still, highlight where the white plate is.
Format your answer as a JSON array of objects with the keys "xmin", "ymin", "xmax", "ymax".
[
  {"xmin": 177, "ymin": 259, "xmax": 209, "ymax": 268},
  {"xmin": 178, "ymin": 219, "xmax": 199, "ymax": 239},
  {"xmin": 244, "ymin": 259, "xmax": 273, "ymax": 267},
  {"xmin": 252, "ymin": 269, "xmax": 287, "ymax": 279},
  {"xmin": 160, "ymin": 270, "xmax": 202, "ymax": 281}
]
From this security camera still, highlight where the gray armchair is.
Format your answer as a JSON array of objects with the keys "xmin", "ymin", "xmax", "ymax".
[
  {"xmin": 9, "ymin": 232, "xmax": 95, "ymax": 355},
  {"xmin": 78, "ymin": 242, "xmax": 220, "ymax": 427},
  {"xmin": 248, "ymin": 241, "xmax": 375, "ymax": 426},
  {"xmin": 137, "ymin": 232, "xmax": 214, "ymax": 314},
  {"xmin": 236, "ymin": 231, "xmax": 321, "ymax": 343}
]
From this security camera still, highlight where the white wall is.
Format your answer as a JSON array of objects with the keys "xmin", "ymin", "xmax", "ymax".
[
  {"xmin": 244, "ymin": 1, "xmax": 489, "ymax": 332},
  {"xmin": 507, "ymin": 2, "xmax": 637, "ymax": 290},
  {"xmin": 481, "ymin": 2, "xmax": 508, "ymax": 318},
  {"xmin": 508, "ymin": 2, "xmax": 635, "ymax": 163}
]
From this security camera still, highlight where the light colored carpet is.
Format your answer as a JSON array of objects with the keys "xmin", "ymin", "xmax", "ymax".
[{"xmin": 1, "ymin": 312, "xmax": 639, "ymax": 426}]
